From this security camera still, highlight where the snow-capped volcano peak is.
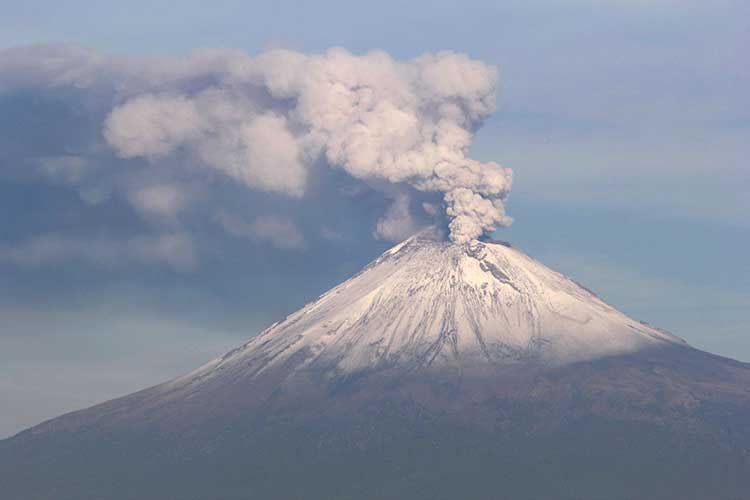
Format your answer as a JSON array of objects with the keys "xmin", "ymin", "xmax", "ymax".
[
  {"xmin": 180, "ymin": 228, "xmax": 683, "ymax": 387},
  {"xmin": 11, "ymin": 229, "xmax": 749, "ymax": 500}
]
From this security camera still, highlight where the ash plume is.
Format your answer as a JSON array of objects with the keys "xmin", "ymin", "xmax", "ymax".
[{"xmin": 1, "ymin": 45, "xmax": 513, "ymax": 243}]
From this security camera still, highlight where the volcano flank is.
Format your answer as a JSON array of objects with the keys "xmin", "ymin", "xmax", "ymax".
[{"xmin": 2, "ymin": 229, "xmax": 749, "ymax": 500}]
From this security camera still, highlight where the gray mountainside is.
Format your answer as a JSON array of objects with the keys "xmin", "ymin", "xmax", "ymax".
[{"xmin": 2, "ymin": 230, "xmax": 750, "ymax": 500}]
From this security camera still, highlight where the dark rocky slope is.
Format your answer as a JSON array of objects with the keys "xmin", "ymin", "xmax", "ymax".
[{"xmin": 2, "ymin": 233, "xmax": 748, "ymax": 499}]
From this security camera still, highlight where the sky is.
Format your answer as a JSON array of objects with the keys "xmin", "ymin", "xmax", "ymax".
[{"xmin": 1, "ymin": 0, "xmax": 748, "ymax": 438}]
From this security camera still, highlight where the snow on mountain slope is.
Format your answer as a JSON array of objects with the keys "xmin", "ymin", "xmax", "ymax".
[
  {"xmin": 169, "ymin": 228, "xmax": 683, "ymax": 391},
  {"xmin": 7, "ymin": 228, "xmax": 750, "ymax": 500}
]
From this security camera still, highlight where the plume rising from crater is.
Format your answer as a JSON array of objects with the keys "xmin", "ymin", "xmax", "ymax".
[
  {"xmin": 0, "ymin": 44, "xmax": 513, "ymax": 243},
  {"xmin": 102, "ymin": 48, "xmax": 513, "ymax": 243}
]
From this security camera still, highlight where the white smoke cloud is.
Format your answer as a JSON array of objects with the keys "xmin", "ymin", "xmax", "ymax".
[
  {"xmin": 127, "ymin": 184, "xmax": 188, "ymax": 218},
  {"xmin": 1, "ymin": 45, "xmax": 514, "ymax": 244},
  {"xmin": 374, "ymin": 194, "xmax": 423, "ymax": 242},
  {"xmin": 444, "ymin": 188, "xmax": 513, "ymax": 245},
  {"xmin": 104, "ymin": 94, "xmax": 203, "ymax": 159}
]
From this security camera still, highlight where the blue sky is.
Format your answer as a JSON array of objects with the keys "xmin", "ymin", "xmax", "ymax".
[{"xmin": 0, "ymin": 0, "xmax": 748, "ymax": 437}]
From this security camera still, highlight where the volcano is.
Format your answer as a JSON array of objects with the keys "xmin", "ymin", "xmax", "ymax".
[{"xmin": 2, "ymin": 229, "xmax": 749, "ymax": 500}]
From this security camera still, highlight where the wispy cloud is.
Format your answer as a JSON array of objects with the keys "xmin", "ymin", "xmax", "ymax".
[
  {"xmin": 0, "ymin": 233, "xmax": 196, "ymax": 271},
  {"xmin": 216, "ymin": 212, "xmax": 307, "ymax": 251}
]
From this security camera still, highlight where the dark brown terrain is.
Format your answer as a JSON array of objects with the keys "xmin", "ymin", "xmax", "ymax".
[{"xmin": 2, "ymin": 236, "xmax": 749, "ymax": 499}]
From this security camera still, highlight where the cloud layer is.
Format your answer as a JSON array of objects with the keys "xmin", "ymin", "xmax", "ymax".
[{"xmin": 1, "ymin": 44, "xmax": 513, "ymax": 245}]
